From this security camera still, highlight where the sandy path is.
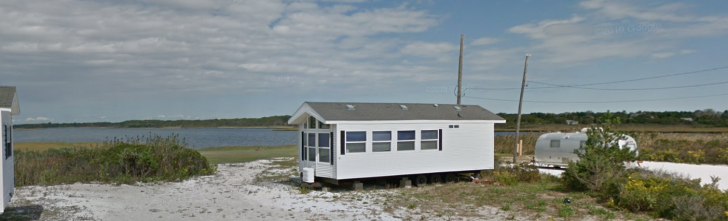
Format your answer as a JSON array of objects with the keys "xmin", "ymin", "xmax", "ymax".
[{"xmin": 8, "ymin": 159, "xmax": 402, "ymax": 221}]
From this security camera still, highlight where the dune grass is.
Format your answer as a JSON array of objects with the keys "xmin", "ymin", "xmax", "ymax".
[
  {"xmin": 15, "ymin": 135, "xmax": 214, "ymax": 186},
  {"xmin": 15, "ymin": 142, "xmax": 102, "ymax": 152},
  {"xmin": 15, "ymin": 142, "xmax": 299, "ymax": 165},
  {"xmin": 198, "ymin": 145, "xmax": 297, "ymax": 165}
]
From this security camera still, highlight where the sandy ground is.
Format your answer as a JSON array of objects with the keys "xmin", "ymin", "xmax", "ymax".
[{"xmin": 6, "ymin": 158, "xmax": 522, "ymax": 221}]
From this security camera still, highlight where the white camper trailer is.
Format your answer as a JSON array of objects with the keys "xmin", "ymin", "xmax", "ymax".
[
  {"xmin": 0, "ymin": 86, "xmax": 19, "ymax": 213},
  {"xmin": 288, "ymin": 102, "xmax": 505, "ymax": 186},
  {"xmin": 534, "ymin": 128, "xmax": 637, "ymax": 168}
]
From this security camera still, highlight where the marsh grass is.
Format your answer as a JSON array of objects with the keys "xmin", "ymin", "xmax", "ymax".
[
  {"xmin": 631, "ymin": 132, "xmax": 728, "ymax": 164},
  {"xmin": 15, "ymin": 142, "xmax": 102, "ymax": 152},
  {"xmin": 494, "ymin": 133, "xmax": 541, "ymax": 155},
  {"xmin": 493, "ymin": 131, "xmax": 728, "ymax": 165},
  {"xmin": 15, "ymin": 134, "xmax": 215, "ymax": 186},
  {"xmin": 198, "ymin": 145, "xmax": 297, "ymax": 165}
]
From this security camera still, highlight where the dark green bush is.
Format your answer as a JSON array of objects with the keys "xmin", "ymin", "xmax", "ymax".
[
  {"xmin": 482, "ymin": 163, "xmax": 541, "ymax": 186},
  {"xmin": 615, "ymin": 170, "xmax": 728, "ymax": 221},
  {"xmin": 562, "ymin": 112, "xmax": 638, "ymax": 199},
  {"xmin": 15, "ymin": 134, "xmax": 215, "ymax": 186}
]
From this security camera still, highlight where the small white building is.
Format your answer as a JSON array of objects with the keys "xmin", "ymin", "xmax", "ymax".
[
  {"xmin": 288, "ymin": 102, "xmax": 505, "ymax": 185},
  {"xmin": 0, "ymin": 86, "xmax": 19, "ymax": 213}
]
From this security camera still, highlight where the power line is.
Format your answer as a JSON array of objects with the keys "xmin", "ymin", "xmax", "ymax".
[
  {"xmin": 562, "ymin": 65, "xmax": 728, "ymax": 87},
  {"xmin": 466, "ymin": 65, "xmax": 728, "ymax": 91},
  {"xmin": 463, "ymin": 92, "xmax": 728, "ymax": 104},
  {"xmin": 528, "ymin": 80, "xmax": 728, "ymax": 91}
]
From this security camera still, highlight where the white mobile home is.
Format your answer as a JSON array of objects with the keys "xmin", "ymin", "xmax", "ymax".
[
  {"xmin": 534, "ymin": 129, "xmax": 638, "ymax": 168},
  {"xmin": 288, "ymin": 102, "xmax": 505, "ymax": 185},
  {"xmin": 0, "ymin": 86, "xmax": 18, "ymax": 213}
]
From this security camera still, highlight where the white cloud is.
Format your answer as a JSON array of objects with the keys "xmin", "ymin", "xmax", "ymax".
[
  {"xmin": 400, "ymin": 41, "xmax": 458, "ymax": 62},
  {"xmin": 579, "ymin": 0, "xmax": 696, "ymax": 22},
  {"xmin": 651, "ymin": 52, "xmax": 675, "ymax": 58},
  {"xmin": 25, "ymin": 116, "xmax": 52, "ymax": 121},
  {"xmin": 0, "ymin": 0, "xmax": 444, "ymax": 105},
  {"xmin": 499, "ymin": 1, "xmax": 728, "ymax": 66},
  {"xmin": 320, "ymin": 0, "xmax": 368, "ymax": 3},
  {"xmin": 650, "ymin": 49, "xmax": 697, "ymax": 59},
  {"xmin": 471, "ymin": 37, "xmax": 501, "ymax": 46}
]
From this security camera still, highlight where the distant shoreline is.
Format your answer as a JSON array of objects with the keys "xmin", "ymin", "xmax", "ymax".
[{"xmin": 16, "ymin": 126, "xmax": 298, "ymax": 130}]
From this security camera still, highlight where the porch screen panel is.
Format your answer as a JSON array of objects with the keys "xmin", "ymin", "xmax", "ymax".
[
  {"xmin": 340, "ymin": 131, "xmax": 345, "ymax": 156},
  {"xmin": 301, "ymin": 132, "xmax": 305, "ymax": 160},
  {"xmin": 438, "ymin": 129, "xmax": 443, "ymax": 151}
]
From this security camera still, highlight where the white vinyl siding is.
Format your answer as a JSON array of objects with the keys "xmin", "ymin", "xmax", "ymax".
[
  {"xmin": 335, "ymin": 122, "xmax": 497, "ymax": 180},
  {"xmin": 0, "ymin": 111, "xmax": 14, "ymax": 211}
]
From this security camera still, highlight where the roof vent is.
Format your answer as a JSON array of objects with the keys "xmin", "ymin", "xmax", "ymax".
[
  {"xmin": 454, "ymin": 106, "xmax": 462, "ymax": 111},
  {"xmin": 433, "ymin": 104, "xmax": 439, "ymax": 107},
  {"xmin": 346, "ymin": 104, "xmax": 355, "ymax": 110},
  {"xmin": 400, "ymin": 105, "xmax": 408, "ymax": 110}
]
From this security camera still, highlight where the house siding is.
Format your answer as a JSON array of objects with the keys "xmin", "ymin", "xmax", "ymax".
[
  {"xmin": 0, "ymin": 110, "xmax": 13, "ymax": 212},
  {"xmin": 335, "ymin": 121, "xmax": 495, "ymax": 180},
  {"xmin": 298, "ymin": 116, "xmax": 337, "ymax": 179}
]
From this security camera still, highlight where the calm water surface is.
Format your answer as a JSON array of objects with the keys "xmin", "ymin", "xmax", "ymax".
[{"xmin": 15, "ymin": 128, "xmax": 523, "ymax": 149}]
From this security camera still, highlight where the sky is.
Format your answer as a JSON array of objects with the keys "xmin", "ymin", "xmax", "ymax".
[{"xmin": 2, "ymin": 0, "xmax": 728, "ymax": 123}]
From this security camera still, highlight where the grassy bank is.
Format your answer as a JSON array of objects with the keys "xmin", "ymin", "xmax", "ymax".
[
  {"xmin": 198, "ymin": 145, "xmax": 297, "ymax": 165},
  {"xmin": 493, "ymin": 131, "xmax": 728, "ymax": 165},
  {"xmin": 632, "ymin": 132, "xmax": 728, "ymax": 165},
  {"xmin": 15, "ymin": 135, "xmax": 215, "ymax": 186},
  {"xmin": 15, "ymin": 142, "xmax": 102, "ymax": 152}
]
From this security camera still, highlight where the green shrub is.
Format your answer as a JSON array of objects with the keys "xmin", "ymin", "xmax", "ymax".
[
  {"xmin": 558, "ymin": 204, "xmax": 574, "ymax": 218},
  {"xmin": 483, "ymin": 163, "xmax": 541, "ymax": 186},
  {"xmin": 671, "ymin": 195, "xmax": 726, "ymax": 221},
  {"xmin": 15, "ymin": 134, "xmax": 215, "ymax": 186},
  {"xmin": 562, "ymin": 112, "xmax": 638, "ymax": 199},
  {"xmin": 613, "ymin": 170, "xmax": 728, "ymax": 221},
  {"xmin": 494, "ymin": 171, "xmax": 519, "ymax": 186}
]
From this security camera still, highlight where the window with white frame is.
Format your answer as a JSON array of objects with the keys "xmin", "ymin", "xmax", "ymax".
[
  {"xmin": 372, "ymin": 131, "xmax": 391, "ymax": 152},
  {"xmin": 397, "ymin": 131, "xmax": 415, "ymax": 151},
  {"xmin": 421, "ymin": 130, "xmax": 438, "ymax": 150},
  {"xmin": 346, "ymin": 131, "xmax": 366, "ymax": 153},
  {"xmin": 307, "ymin": 116, "xmax": 316, "ymax": 129},
  {"xmin": 307, "ymin": 133, "xmax": 316, "ymax": 161},
  {"xmin": 318, "ymin": 120, "xmax": 330, "ymax": 129},
  {"xmin": 318, "ymin": 133, "xmax": 330, "ymax": 163}
]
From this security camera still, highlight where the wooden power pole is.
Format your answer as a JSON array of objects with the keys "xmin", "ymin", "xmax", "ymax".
[
  {"xmin": 514, "ymin": 54, "xmax": 531, "ymax": 164},
  {"xmin": 457, "ymin": 34, "xmax": 464, "ymax": 106}
]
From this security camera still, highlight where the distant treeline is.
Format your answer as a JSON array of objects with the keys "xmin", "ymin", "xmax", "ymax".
[
  {"xmin": 497, "ymin": 109, "xmax": 728, "ymax": 127},
  {"xmin": 16, "ymin": 109, "xmax": 728, "ymax": 129},
  {"xmin": 16, "ymin": 116, "xmax": 291, "ymax": 129}
]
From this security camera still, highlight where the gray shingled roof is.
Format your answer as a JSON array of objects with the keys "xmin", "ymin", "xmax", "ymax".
[
  {"xmin": 306, "ymin": 102, "xmax": 505, "ymax": 121},
  {"xmin": 0, "ymin": 86, "xmax": 16, "ymax": 108}
]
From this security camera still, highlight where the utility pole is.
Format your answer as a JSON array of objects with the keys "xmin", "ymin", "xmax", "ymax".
[
  {"xmin": 457, "ymin": 34, "xmax": 464, "ymax": 106},
  {"xmin": 514, "ymin": 54, "xmax": 530, "ymax": 164}
]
